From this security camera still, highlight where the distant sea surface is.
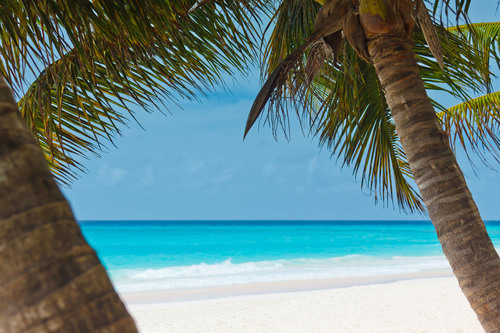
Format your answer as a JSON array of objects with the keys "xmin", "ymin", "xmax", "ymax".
[{"xmin": 78, "ymin": 220, "xmax": 500, "ymax": 293}]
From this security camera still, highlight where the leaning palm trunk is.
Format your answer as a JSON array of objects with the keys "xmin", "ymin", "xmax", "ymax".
[
  {"xmin": 362, "ymin": 7, "xmax": 500, "ymax": 332},
  {"xmin": 0, "ymin": 76, "xmax": 138, "ymax": 332}
]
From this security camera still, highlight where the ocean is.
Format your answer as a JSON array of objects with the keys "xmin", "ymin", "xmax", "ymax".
[{"xmin": 79, "ymin": 220, "xmax": 500, "ymax": 293}]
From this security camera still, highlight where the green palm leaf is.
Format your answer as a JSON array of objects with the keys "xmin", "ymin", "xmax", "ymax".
[
  {"xmin": 1, "ymin": 0, "xmax": 268, "ymax": 184},
  {"xmin": 313, "ymin": 48, "xmax": 424, "ymax": 212},
  {"xmin": 447, "ymin": 22, "xmax": 500, "ymax": 90},
  {"xmin": 439, "ymin": 91, "xmax": 500, "ymax": 164},
  {"xmin": 437, "ymin": 22, "xmax": 500, "ymax": 165},
  {"xmin": 262, "ymin": 0, "xmax": 321, "ymax": 76},
  {"xmin": 431, "ymin": 0, "xmax": 472, "ymax": 23}
]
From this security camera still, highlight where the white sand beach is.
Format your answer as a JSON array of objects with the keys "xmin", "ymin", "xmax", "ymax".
[{"xmin": 124, "ymin": 275, "xmax": 483, "ymax": 333}]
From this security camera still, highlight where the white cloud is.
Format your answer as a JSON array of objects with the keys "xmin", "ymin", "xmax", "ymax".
[
  {"xmin": 110, "ymin": 169, "xmax": 127, "ymax": 184},
  {"xmin": 187, "ymin": 160, "xmax": 206, "ymax": 173},
  {"xmin": 97, "ymin": 163, "xmax": 128, "ymax": 185},
  {"xmin": 307, "ymin": 157, "xmax": 319, "ymax": 185},
  {"xmin": 141, "ymin": 165, "xmax": 154, "ymax": 185},
  {"xmin": 262, "ymin": 163, "xmax": 278, "ymax": 177},
  {"xmin": 213, "ymin": 167, "xmax": 234, "ymax": 183}
]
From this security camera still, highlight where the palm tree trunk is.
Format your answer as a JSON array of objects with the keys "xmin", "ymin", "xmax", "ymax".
[
  {"xmin": 0, "ymin": 76, "xmax": 138, "ymax": 332},
  {"xmin": 366, "ymin": 27, "xmax": 500, "ymax": 331}
]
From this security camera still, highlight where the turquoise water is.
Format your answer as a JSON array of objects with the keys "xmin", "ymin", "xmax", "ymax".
[{"xmin": 79, "ymin": 220, "xmax": 500, "ymax": 292}]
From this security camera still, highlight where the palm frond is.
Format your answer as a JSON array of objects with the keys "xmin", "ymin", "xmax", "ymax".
[
  {"xmin": 0, "ymin": 0, "xmax": 268, "ymax": 184},
  {"xmin": 431, "ymin": 0, "xmax": 472, "ymax": 24},
  {"xmin": 439, "ymin": 91, "xmax": 500, "ymax": 165},
  {"xmin": 252, "ymin": 0, "xmax": 495, "ymax": 213},
  {"xmin": 311, "ymin": 22, "xmax": 493, "ymax": 212},
  {"xmin": 255, "ymin": 0, "xmax": 424, "ymax": 212},
  {"xmin": 447, "ymin": 22, "xmax": 500, "ymax": 90},
  {"xmin": 431, "ymin": 22, "xmax": 500, "ymax": 165},
  {"xmin": 261, "ymin": 0, "xmax": 321, "ymax": 76},
  {"xmin": 312, "ymin": 47, "xmax": 424, "ymax": 213},
  {"xmin": 416, "ymin": 25, "xmax": 491, "ymax": 103}
]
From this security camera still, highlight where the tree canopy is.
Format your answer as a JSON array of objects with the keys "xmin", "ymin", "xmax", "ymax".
[
  {"xmin": 1, "ymin": 0, "xmax": 268, "ymax": 184},
  {"xmin": 247, "ymin": 0, "xmax": 500, "ymax": 213},
  {"xmin": 2, "ymin": 0, "xmax": 500, "ymax": 213}
]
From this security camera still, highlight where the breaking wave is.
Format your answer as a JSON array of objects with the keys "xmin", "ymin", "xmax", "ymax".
[{"xmin": 109, "ymin": 254, "xmax": 450, "ymax": 292}]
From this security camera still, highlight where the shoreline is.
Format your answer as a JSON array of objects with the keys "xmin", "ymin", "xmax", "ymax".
[
  {"xmin": 125, "ymin": 275, "xmax": 482, "ymax": 333},
  {"xmin": 121, "ymin": 269, "xmax": 452, "ymax": 304}
]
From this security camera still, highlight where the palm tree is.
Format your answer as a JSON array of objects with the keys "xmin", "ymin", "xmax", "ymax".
[
  {"xmin": 244, "ymin": 0, "xmax": 500, "ymax": 331},
  {"xmin": 0, "ymin": 0, "xmax": 265, "ymax": 331}
]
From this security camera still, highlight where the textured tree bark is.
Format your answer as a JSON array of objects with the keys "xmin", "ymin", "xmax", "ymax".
[
  {"xmin": 366, "ymin": 26, "xmax": 500, "ymax": 332},
  {"xmin": 0, "ymin": 76, "xmax": 138, "ymax": 332}
]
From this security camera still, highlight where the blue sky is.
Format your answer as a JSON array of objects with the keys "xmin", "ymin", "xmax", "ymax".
[{"xmin": 62, "ymin": 2, "xmax": 500, "ymax": 221}]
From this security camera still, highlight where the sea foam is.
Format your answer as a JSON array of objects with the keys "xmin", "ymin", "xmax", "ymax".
[{"xmin": 110, "ymin": 254, "xmax": 450, "ymax": 292}]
